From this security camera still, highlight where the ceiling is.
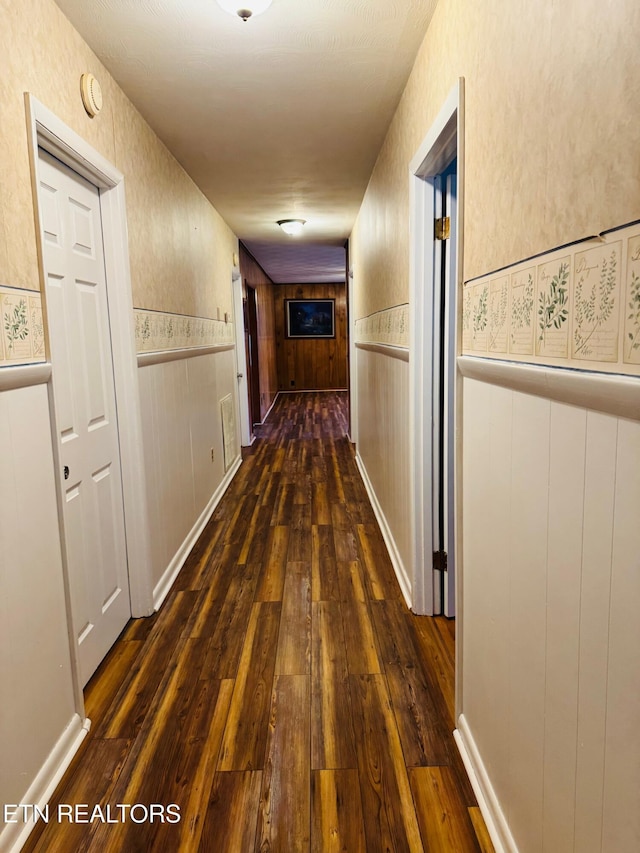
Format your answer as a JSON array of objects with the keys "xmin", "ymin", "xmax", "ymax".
[{"xmin": 54, "ymin": 0, "xmax": 438, "ymax": 283}]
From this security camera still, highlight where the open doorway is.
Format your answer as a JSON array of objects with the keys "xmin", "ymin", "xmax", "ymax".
[
  {"xmin": 409, "ymin": 81, "xmax": 464, "ymax": 620},
  {"xmin": 244, "ymin": 282, "xmax": 261, "ymax": 431},
  {"xmin": 432, "ymin": 157, "xmax": 458, "ymax": 616}
]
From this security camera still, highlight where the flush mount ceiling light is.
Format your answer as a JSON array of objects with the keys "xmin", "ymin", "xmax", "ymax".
[
  {"xmin": 277, "ymin": 219, "xmax": 306, "ymax": 236},
  {"xmin": 216, "ymin": 0, "xmax": 272, "ymax": 21}
]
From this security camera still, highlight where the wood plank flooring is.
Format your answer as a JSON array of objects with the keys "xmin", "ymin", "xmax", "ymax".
[{"xmin": 23, "ymin": 391, "xmax": 492, "ymax": 853}]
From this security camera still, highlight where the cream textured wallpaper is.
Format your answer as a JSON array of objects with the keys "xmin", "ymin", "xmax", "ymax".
[
  {"xmin": 0, "ymin": 0, "xmax": 236, "ymax": 318},
  {"xmin": 351, "ymin": 0, "xmax": 640, "ymax": 320}
]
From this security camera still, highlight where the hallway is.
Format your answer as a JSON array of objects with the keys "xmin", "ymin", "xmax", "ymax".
[{"xmin": 24, "ymin": 392, "xmax": 491, "ymax": 853}]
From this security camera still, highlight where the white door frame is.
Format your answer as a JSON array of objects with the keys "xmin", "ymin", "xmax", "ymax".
[
  {"xmin": 409, "ymin": 80, "xmax": 464, "ymax": 618},
  {"xmin": 348, "ymin": 265, "xmax": 358, "ymax": 446},
  {"xmin": 232, "ymin": 265, "xmax": 252, "ymax": 446},
  {"xmin": 26, "ymin": 97, "xmax": 154, "ymax": 685}
]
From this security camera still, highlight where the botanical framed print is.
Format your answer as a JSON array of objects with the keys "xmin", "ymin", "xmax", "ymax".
[{"xmin": 285, "ymin": 299, "xmax": 335, "ymax": 338}]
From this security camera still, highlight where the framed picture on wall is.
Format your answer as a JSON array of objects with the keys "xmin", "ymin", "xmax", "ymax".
[{"xmin": 285, "ymin": 299, "xmax": 335, "ymax": 338}]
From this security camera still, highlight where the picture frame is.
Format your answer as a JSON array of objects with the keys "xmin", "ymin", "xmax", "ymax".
[{"xmin": 285, "ymin": 299, "xmax": 335, "ymax": 338}]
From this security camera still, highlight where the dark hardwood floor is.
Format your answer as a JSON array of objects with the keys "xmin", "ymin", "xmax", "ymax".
[{"xmin": 23, "ymin": 391, "xmax": 493, "ymax": 852}]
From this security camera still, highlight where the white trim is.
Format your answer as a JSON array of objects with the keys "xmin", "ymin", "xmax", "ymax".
[
  {"xmin": 137, "ymin": 343, "xmax": 235, "ymax": 367},
  {"xmin": 0, "ymin": 713, "xmax": 90, "ymax": 853},
  {"xmin": 458, "ymin": 356, "xmax": 640, "ymax": 421},
  {"xmin": 232, "ymin": 271, "xmax": 252, "ymax": 446},
  {"xmin": 409, "ymin": 79, "xmax": 464, "ymax": 617},
  {"xmin": 32, "ymin": 114, "xmax": 123, "ymax": 188},
  {"xmin": 27, "ymin": 96, "xmax": 154, "ymax": 626},
  {"xmin": 96, "ymin": 156, "xmax": 154, "ymax": 620},
  {"xmin": 355, "ymin": 452, "xmax": 412, "ymax": 608},
  {"xmin": 409, "ymin": 87, "xmax": 460, "ymax": 177},
  {"xmin": 454, "ymin": 714, "xmax": 519, "ymax": 853},
  {"xmin": 453, "ymin": 95, "xmax": 466, "ymax": 718},
  {"xmin": 276, "ymin": 388, "xmax": 348, "ymax": 395},
  {"xmin": 258, "ymin": 388, "xmax": 280, "ymax": 424},
  {"xmin": 0, "ymin": 362, "xmax": 51, "ymax": 391},
  {"xmin": 348, "ymin": 266, "xmax": 358, "ymax": 445},
  {"xmin": 152, "ymin": 454, "xmax": 243, "ymax": 609},
  {"xmin": 408, "ymin": 119, "xmax": 436, "ymax": 616},
  {"xmin": 355, "ymin": 341, "xmax": 409, "ymax": 362}
]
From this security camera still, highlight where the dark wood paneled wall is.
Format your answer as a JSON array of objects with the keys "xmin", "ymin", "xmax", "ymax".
[
  {"xmin": 274, "ymin": 283, "xmax": 348, "ymax": 390},
  {"xmin": 239, "ymin": 244, "xmax": 278, "ymax": 421}
]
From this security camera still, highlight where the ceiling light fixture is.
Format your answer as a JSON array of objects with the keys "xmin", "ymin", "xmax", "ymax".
[
  {"xmin": 277, "ymin": 219, "xmax": 306, "ymax": 236},
  {"xmin": 216, "ymin": 0, "xmax": 272, "ymax": 21}
]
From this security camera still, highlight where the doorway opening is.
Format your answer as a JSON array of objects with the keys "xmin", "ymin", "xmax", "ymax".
[
  {"xmin": 432, "ymin": 157, "xmax": 458, "ymax": 617},
  {"xmin": 244, "ymin": 283, "xmax": 261, "ymax": 431},
  {"xmin": 409, "ymin": 81, "xmax": 464, "ymax": 624}
]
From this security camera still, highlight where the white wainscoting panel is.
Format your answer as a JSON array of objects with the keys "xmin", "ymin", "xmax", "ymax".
[
  {"xmin": 355, "ymin": 345, "xmax": 412, "ymax": 604},
  {"xmin": 507, "ymin": 390, "xmax": 550, "ymax": 851},
  {"xmin": 138, "ymin": 348, "xmax": 240, "ymax": 604},
  {"xmin": 461, "ymin": 375, "xmax": 640, "ymax": 853},
  {"xmin": 460, "ymin": 379, "xmax": 512, "ymax": 820},
  {"xmin": 573, "ymin": 412, "xmax": 617, "ymax": 852},
  {"xmin": 139, "ymin": 357, "xmax": 193, "ymax": 593},
  {"xmin": 601, "ymin": 417, "xmax": 640, "ymax": 851},
  {"xmin": 0, "ymin": 383, "xmax": 80, "ymax": 850}
]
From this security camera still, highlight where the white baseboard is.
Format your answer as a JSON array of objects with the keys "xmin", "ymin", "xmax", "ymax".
[
  {"xmin": 152, "ymin": 454, "xmax": 243, "ymax": 610},
  {"xmin": 355, "ymin": 452, "xmax": 412, "ymax": 608},
  {"xmin": 0, "ymin": 713, "xmax": 90, "ymax": 853},
  {"xmin": 258, "ymin": 391, "xmax": 280, "ymax": 424},
  {"xmin": 454, "ymin": 714, "xmax": 519, "ymax": 853}
]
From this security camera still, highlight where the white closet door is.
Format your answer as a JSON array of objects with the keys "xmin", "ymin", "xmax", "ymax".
[{"xmin": 39, "ymin": 148, "xmax": 131, "ymax": 686}]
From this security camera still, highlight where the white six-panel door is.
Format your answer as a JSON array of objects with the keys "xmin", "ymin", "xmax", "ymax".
[{"xmin": 38, "ymin": 148, "xmax": 131, "ymax": 686}]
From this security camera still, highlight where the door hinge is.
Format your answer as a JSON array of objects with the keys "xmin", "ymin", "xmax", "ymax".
[
  {"xmin": 435, "ymin": 216, "xmax": 450, "ymax": 241},
  {"xmin": 433, "ymin": 550, "xmax": 448, "ymax": 571}
]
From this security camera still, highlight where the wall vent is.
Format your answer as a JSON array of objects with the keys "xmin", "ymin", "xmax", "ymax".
[{"xmin": 220, "ymin": 394, "xmax": 238, "ymax": 471}]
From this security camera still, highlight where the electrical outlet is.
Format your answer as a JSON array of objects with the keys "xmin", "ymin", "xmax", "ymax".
[{"xmin": 210, "ymin": 448, "xmax": 215, "ymax": 462}]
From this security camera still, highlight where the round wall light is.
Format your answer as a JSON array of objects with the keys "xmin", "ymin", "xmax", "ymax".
[
  {"xmin": 216, "ymin": 0, "xmax": 272, "ymax": 21},
  {"xmin": 277, "ymin": 219, "xmax": 306, "ymax": 236}
]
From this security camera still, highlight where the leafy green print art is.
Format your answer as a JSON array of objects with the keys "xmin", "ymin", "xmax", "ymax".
[
  {"xmin": 510, "ymin": 273, "xmax": 534, "ymax": 349},
  {"xmin": 538, "ymin": 262, "xmax": 569, "ymax": 345},
  {"xmin": 511, "ymin": 274, "xmax": 534, "ymax": 330},
  {"xmin": 573, "ymin": 251, "xmax": 617, "ymax": 357},
  {"xmin": 489, "ymin": 280, "xmax": 508, "ymax": 350},
  {"xmin": 141, "ymin": 314, "xmax": 151, "ymax": 344},
  {"xmin": 627, "ymin": 271, "xmax": 640, "ymax": 358},
  {"xmin": 4, "ymin": 298, "xmax": 29, "ymax": 351},
  {"xmin": 462, "ymin": 288, "xmax": 472, "ymax": 333},
  {"xmin": 473, "ymin": 286, "xmax": 488, "ymax": 339}
]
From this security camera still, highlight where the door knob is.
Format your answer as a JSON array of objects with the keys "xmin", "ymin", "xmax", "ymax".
[{"xmin": 64, "ymin": 466, "xmax": 70, "ymax": 480}]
